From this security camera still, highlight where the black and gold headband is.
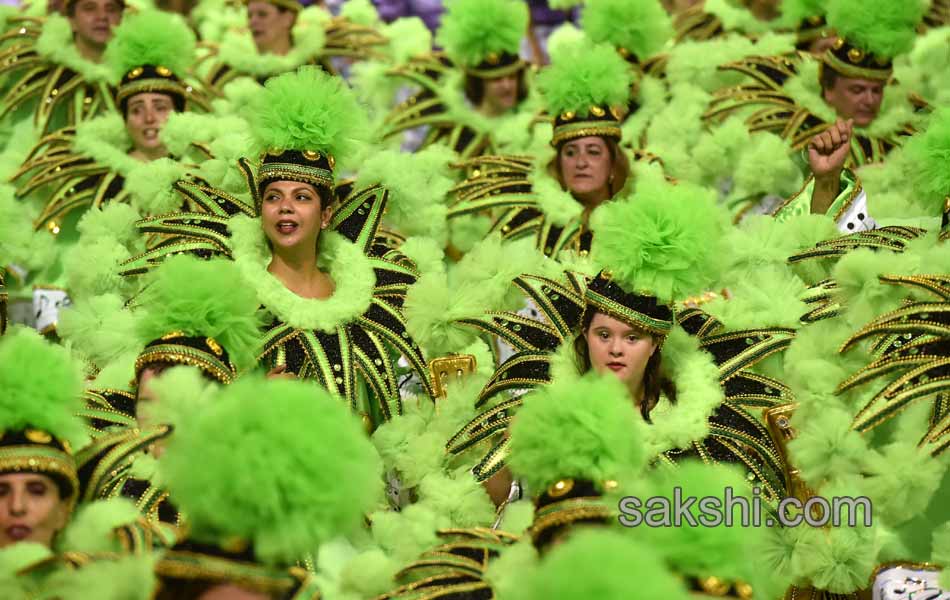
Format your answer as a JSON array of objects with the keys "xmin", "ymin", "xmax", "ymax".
[
  {"xmin": 822, "ymin": 37, "xmax": 893, "ymax": 81},
  {"xmin": 243, "ymin": 0, "xmax": 302, "ymax": 12},
  {"xmin": 135, "ymin": 332, "xmax": 238, "ymax": 385},
  {"xmin": 466, "ymin": 50, "xmax": 525, "ymax": 79},
  {"xmin": 256, "ymin": 149, "xmax": 336, "ymax": 208},
  {"xmin": 584, "ymin": 271, "xmax": 674, "ymax": 339},
  {"xmin": 551, "ymin": 105, "xmax": 624, "ymax": 147},
  {"xmin": 117, "ymin": 64, "xmax": 189, "ymax": 112}
]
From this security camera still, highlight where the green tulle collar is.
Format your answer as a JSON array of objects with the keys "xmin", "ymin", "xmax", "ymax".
[
  {"xmin": 229, "ymin": 215, "xmax": 376, "ymax": 332},
  {"xmin": 35, "ymin": 14, "xmax": 113, "ymax": 83}
]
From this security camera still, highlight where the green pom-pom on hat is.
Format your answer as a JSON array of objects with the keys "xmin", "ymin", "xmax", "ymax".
[
  {"xmin": 589, "ymin": 177, "xmax": 726, "ymax": 302},
  {"xmin": 537, "ymin": 41, "xmax": 633, "ymax": 118},
  {"xmin": 903, "ymin": 106, "xmax": 950, "ymax": 205},
  {"xmin": 0, "ymin": 327, "xmax": 86, "ymax": 448},
  {"xmin": 581, "ymin": 0, "xmax": 673, "ymax": 62},
  {"xmin": 826, "ymin": 0, "xmax": 923, "ymax": 59},
  {"xmin": 104, "ymin": 10, "xmax": 196, "ymax": 80},
  {"xmin": 508, "ymin": 372, "xmax": 648, "ymax": 493},
  {"xmin": 133, "ymin": 255, "xmax": 264, "ymax": 376},
  {"xmin": 436, "ymin": 0, "xmax": 527, "ymax": 70},
  {"xmin": 159, "ymin": 375, "xmax": 383, "ymax": 564},
  {"xmin": 247, "ymin": 66, "xmax": 370, "ymax": 170}
]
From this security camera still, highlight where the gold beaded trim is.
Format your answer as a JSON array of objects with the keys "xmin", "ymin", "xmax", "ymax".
[{"xmin": 551, "ymin": 123, "xmax": 623, "ymax": 147}]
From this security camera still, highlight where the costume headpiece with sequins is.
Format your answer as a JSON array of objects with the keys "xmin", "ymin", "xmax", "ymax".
[
  {"xmin": 244, "ymin": 66, "xmax": 370, "ymax": 208},
  {"xmin": 537, "ymin": 41, "xmax": 633, "ymax": 147},
  {"xmin": 0, "ymin": 328, "xmax": 86, "ymax": 511},
  {"xmin": 104, "ymin": 10, "xmax": 198, "ymax": 114}
]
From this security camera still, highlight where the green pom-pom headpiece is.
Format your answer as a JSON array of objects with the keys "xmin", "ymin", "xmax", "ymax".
[
  {"xmin": 580, "ymin": 0, "xmax": 673, "ymax": 64},
  {"xmin": 104, "ymin": 10, "xmax": 197, "ymax": 113},
  {"xmin": 436, "ymin": 0, "xmax": 528, "ymax": 77},
  {"xmin": 823, "ymin": 0, "xmax": 923, "ymax": 80},
  {"xmin": 159, "ymin": 376, "xmax": 382, "ymax": 566},
  {"xmin": 0, "ymin": 328, "xmax": 85, "ymax": 506},
  {"xmin": 537, "ymin": 41, "xmax": 633, "ymax": 146},
  {"xmin": 588, "ymin": 178, "xmax": 725, "ymax": 328},
  {"xmin": 248, "ymin": 67, "xmax": 370, "ymax": 195},
  {"xmin": 134, "ymin": 255, "xmax": 264, "ymax": 383}
]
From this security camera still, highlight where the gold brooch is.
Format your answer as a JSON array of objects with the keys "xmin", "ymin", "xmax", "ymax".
[
  {"xmin": 302, "ymin": 150, "xmax": 321, "ymax": 161},
  {"xmin": 156, "ymin": 65, "xmax": 172, "ymax": 77},
  {"xmin": 561, "ymin": 110, "xmax": 575, "ymax": 121},
  {"xmin": 590, "ymin": 105, "xmax": 605, "ymax": 117},
  {"xmin": 832, "ymin": 37, "xmax": 845, "ymax": 50},
  {"xmin": 25, "ymin": 429, "xmax": 52, "ymax": 444},
  {"xmin": 128, "ymin": 67, "xmax": 144, "ymax": 79},
  {"xmin": 486, "ymin": 52, "xmax": 500, "ymax": 65},
  {"xmin": 848, "ymin": 47, "xmax": 864, "ymax": 63},
  {"xmin": 548, "ymin": 479, "xmax": 574, "ymax": 498},
  {"xmin": 206, "ymin": 337, "xmax": 223, "ymax": 357}
]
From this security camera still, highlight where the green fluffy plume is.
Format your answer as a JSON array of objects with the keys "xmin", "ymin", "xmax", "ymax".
[
  {"xmin": 39, "ymin": 554, "xmax": 158, "ymax": 600},
  {"xmin": 160, "ymin": 376, "xmax": 383, "ymax": 564},
  {"xmin": 248, "ymin": 67, "xmax": 370, "ymax": 169},
  {"xmin": 134, "ymin": 255, "xmax": 264, "ymax": 371},
  {"xmin": 58, "ymin": 293, "xmax": 145, "ymax": 368},
  {"xmin": 0, "ymin": 327, "xmax": 85, "ymax": 447},
  {"xmin": 520, "ymin": 529, "xmax": 692, "ymax": 600},
  {"xmin": 356, "ymin": 146, "xmax": 454, "ymax": 244},
  {"xmin": 436, "ymin": 0, "xmax": 527, "ymax": 68},
  {"xmin": 537, "ymin": 41, "xmax": 633, "ymax": 117},
  {"xmin": 637, "ymin": 461, "xmax": 767, "ymax": 582},
  {"xmin": 590, "ymin": 177, "xmax": 724, "ymax": 301},
  {"xmin": 508, "ymin": 372, "xmax": 648, "ymax": 492},
  {"xmin": 340, "ymin": 0, "xmax": 380, "ymax": 26},
  {"xmin": 903, "ymin": 106, "xmax": 950, "ymax": 203},
  {"xmin": 58, "ymin": 498, "xmax": 141, "ymax": 554},
  {"xmin": 780, "ymin": 0, "xmax": 825, "ymax": 22},
  {"xmin": 581, "ymin": 0, "xmax": 672, "ymax": 60},
  {"xmin": 104, "ymin": 10, "xmax": 196, "ymax": 81},
  {"xmin": 826, "ymin": 0, "xmax": 923, "ymax": 58}
]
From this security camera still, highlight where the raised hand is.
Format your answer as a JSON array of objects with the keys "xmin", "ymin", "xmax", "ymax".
[{"xmin": 808, "ymin": 118, "xmax": 853, "ymax": 179}]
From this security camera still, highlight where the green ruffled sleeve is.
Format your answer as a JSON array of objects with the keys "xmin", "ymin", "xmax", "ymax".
[{"xmin": 773, "ymin": 169, "xmax": 857, "ymax": 222}]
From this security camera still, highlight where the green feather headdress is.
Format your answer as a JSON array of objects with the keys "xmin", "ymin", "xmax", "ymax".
[
  {"xmin": 133, "ymin": 255, "xmax": 264, "ymax": 383},
  {"xmin": 159, "ymin": 375, "xmax": 382, "ymax": 565},
  {"xmin": 580, "ymin": 0, "xmax": 673, "ymax": 63},
  {"xmin": 247, "ymin": 66, "xmax": 371, "ymax": 195},
  {"xmin": 537, "ymin": 41, "xmax": 634, "ymax": 146},
  {"xmin": 436, "ymin": 0, "xmax": 528, "ymax": 77},
  {"xmin": 823, "ymin": 0, "xmax": 924, "ymax": 80},
  {"xmin": 0, "ymin": 327, "xmax": 86, "ymax": 505},
  {"xmin": 103, "ymin": 10, "xmax": 197, "ymax": 111}
]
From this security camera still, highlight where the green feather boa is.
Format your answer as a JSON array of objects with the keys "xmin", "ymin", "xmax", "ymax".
[{"xmin": 228, "ymin": 215, "xmax": 376, "ymax": 332}]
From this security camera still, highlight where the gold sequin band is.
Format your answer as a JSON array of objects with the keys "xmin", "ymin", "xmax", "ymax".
[
  {"xmin": 242, "ymin": 0, "xmax": 300, "ymax": 11},
  {"xmin": 116, "ymin": 79, "xmax": 187, "ymax": 105},
  {"xmin": 156, "ymin": 551, "xmax": 296, "ymax": 594},
  {"xmin": 585, "ymin": 288, "xmax": 673, "ymax": 337},
  {"xmin": 135, "ymin": 346, "xmax": 235, "ymax": 384},
  {"xmin": 528, "ymin": 497, "xmax": 612, "ymax": 542},
  {"xmin": 551, "ymin": 122, "xmax": 623, "ymax": 147}
]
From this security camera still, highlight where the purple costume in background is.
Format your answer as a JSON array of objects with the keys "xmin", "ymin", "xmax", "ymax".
[{"xmin": 372, "ymin": 0, "xmax": 445, "ymax": 32}]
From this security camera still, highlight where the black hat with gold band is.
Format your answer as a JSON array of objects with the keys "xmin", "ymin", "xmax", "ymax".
[
  {"xmin": 131, "ymin": 255, "xmax": 263, "ymax": 385},
  {"xmin": 104, "ymin": 10, "xmax": 198, "ymax": 114},
  {"xmin": 243, "ymin": 0, "xmax": 301, "ymax": 11},
  {"xmin": 584, "ymin": 272, "xmax": 675, "ymax": 339},
  {"xmin": 436, "ymin": 0, "xmax": 528, "ymax": 79},
  {"xmin": 0, "ymin": 327, "xmax": 86, "ymax": 512},
  {"xmin": 821, "ymin": 0, "xmax": 924, "ymax": 81},
  {"xmin": 537, "ymin": 40, "xmax": 633, "ymax": 147},
  {"xmin": 243, "ymin": 66, "xmax": 370, "ymax": 209}
]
